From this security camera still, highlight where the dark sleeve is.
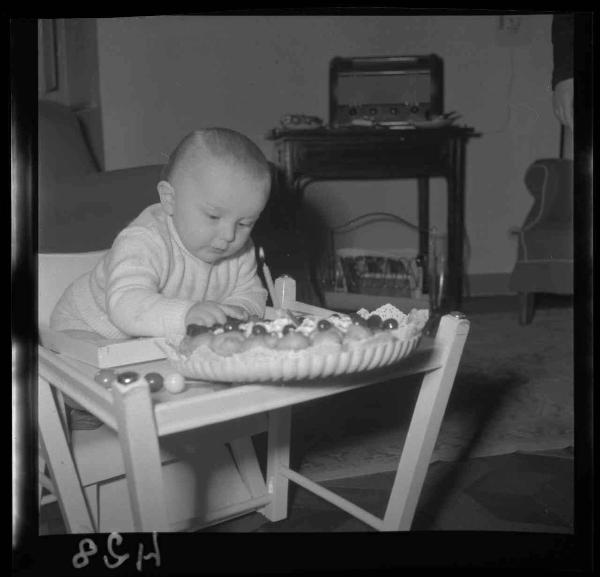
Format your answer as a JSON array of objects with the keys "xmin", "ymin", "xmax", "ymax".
[{"xmin": 551, "ymin": 13, "xmax": 574, "ymax": 89}]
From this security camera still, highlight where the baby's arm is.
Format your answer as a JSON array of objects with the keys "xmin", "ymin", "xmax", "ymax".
[
  {"xmin": 220, "ymin": 242, "xmax": 268, "ymax": 318},
  {"xmin": 104, "ymin": 231, "xmax": 194, "ymax": 338}
]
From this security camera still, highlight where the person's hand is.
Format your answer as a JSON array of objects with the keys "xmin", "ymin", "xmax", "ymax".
[
  {"xmin": 552, "ymin": 78, "xmax": 573, "ymax": 129},
  {"xmin": 185, "ymin": 301, "xmax": 249, "ymax": 328},
  {"xmin": 220, "ymin": 304, "xmax": 250, "ymax": 321}
]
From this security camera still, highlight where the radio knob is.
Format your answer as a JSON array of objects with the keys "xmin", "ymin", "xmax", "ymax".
[
  {"xmin": 390, "ymin": 107, "xmax": 398, "ymax": 115},
  {"xmin": 369, "ymin": 107, "xmax": 377, "ymax": 116},
  {"xmin": 410, "ymin": 105, "xmax": 420, "ymax": 114},
  {"xmin": 349, "ymin": 107, "xmax": 357, "ymax": 116}
]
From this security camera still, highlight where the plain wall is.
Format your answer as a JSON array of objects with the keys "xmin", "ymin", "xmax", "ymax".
[{"xmin": 95, "ymin": 14, "xmax": 561, "ymax": 281}]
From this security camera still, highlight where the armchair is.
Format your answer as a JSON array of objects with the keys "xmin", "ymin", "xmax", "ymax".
[
  {"xmin": 509, "ymin": 158, "xmax": 573, "ymax": 324},
  {"xmin": 38, "ymin": 99, "xmax": 163, "ymax": 253}
]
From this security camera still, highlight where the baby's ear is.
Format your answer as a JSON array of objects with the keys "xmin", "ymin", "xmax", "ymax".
[{"xmin": 157, "ymin": 180, "xmax": 175, "ymax": 215}]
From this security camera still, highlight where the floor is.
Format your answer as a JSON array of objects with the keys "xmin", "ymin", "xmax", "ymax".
[
  {"xmin": 202, "ymin": 446, "xmax": 574, "ymax": 533},
  {"xmin": 39, "ymin": 294, "xmax": 574, "ymax": 535},
  {"xmin": 39, "ymin": 446, "xmax": 574, "ymax": 535}
]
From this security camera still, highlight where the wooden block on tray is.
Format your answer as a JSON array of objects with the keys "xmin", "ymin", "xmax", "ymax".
[{"xmin": 39, "ymin": 326, "xmax": 167, "ymax": 368}]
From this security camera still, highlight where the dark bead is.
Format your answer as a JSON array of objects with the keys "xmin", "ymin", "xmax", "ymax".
[
  {"xmin": 94, "ymin": 369, "xmax": 116, "ymax": 387},
  {"xmin": 186, "ymin": 324, "xmax": 209, "ymax": 337},
  {"xmin": 382, "ymin": 318, "xmax": 399, "ymax": 330},
  {"xmin": 224, "ymin": 319, "xmax": 241, "ymax": 332},
  {"xmin": 252, "ymin": 324, "xmax": 267, "ymax": 335},
  {"xmin": 317, "ymin": 319, "xmax": 332, "ymax": 331},
  {"xmin": 282, "ymin": 324, "xmax": 296, "ymax": 335},
  {"xmin": 144, "ymin": 372, "xmax": 164, "ymax": 392},
  {"xmin": 366, "ymin": 314, "xmax": 383, "ymax": 329},
  {"xmin": 116, "ymin": 371, "xmax": 140, "ymax": 385},
  {"xmin": 349, "ymin": 313, "xmax": 367, "ymax": 326}
]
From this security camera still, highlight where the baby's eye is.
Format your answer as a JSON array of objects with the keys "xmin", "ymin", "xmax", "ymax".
[{"xmin": 207, "ymin": 214, "xmax": 220, "ymax": 220}]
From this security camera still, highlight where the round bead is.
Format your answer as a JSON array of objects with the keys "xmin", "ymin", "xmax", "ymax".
[
  {"xmin": 186, "ymin": 324, "xmax": 210, "ymax": 337},
  {"xmin": 144, "ymin": 372, "xmax": 164, "ymax": 392},
  {"xmin": 450, "ymin": 311, "xmax": 467, "ymax": 319},
  {"xmin": 317, "ymin": 319, "xmax": 332, "ymax": 331},
  {"xmin": 164, "ymin": 372, "xmax": 186, "ymax": 394},
  {"xmin": 224, "ymin": 319, "xmax": 241, "ymax": 332},
  {"xmin": 382, "ymin": 318, "xmax": 399, "ymax": 330},
  {"xmin": 116, "ymin": 371, "xmax": 140, "ymax": 385},
  {"xmin": 349, "ymin": 313, "xmax": 367, "ymax": 326},
  {"xmin": 366, "ymin": 314, "xmax": 383, "ymax": 329},
  {"xmin": 282, "ymin": 324, "xmax": 296, "ymax": 335},
  {"xmin": 94, "ymin": 369, "xmax": 116, "ymax": 387},
  {"xmin": 252, "ymin": 324, "xmax": 267, "ymax": 336}
]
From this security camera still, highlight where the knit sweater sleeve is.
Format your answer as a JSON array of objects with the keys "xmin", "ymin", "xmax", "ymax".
[
  {"xmin": 552, "ymin": 13, "xmax": 574, "ymax": 89},
  {"xmin": 220, "ymin": 241, "xmax": 268, "ymax": 317},
  {"xmin": 104, "ymin": 228, "xmax": 194, "ymax": 337}
]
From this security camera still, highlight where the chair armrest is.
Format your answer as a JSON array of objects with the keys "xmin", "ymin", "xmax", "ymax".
[
  {"xmin": 521, "ymin": 159, "xmax": 573, "ymax": 231},
  {"xmin": 39, "ymin": 165, "xmax": 163, "ymax": 252}
]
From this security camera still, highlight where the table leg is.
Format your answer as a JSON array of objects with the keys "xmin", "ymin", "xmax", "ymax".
[
  {"xmin": 446, "ymin": 138, "xmax": 465, "ymax": 311},
  {"xmin": 418, "ymin": 176, "xmax": 430, "ymax": 293},
  {"xmin": 296, "ymin": 175, "xmax": 326, "ymax": 307}
]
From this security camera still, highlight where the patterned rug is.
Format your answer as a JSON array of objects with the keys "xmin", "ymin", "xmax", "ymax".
[{"xmin": 292, "ymin": 307, "xmax": 574, "ymax": 481}]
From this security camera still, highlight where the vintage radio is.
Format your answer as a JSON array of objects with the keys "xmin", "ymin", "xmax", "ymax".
[{"xmin": 329, "ymin": 55, "xmax": 444, "ymax": 127}]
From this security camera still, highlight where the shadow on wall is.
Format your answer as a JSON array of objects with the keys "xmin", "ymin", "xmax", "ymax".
[{"xmin": 252, "ymin": 164, "xmax": 330, "ymax": 306}]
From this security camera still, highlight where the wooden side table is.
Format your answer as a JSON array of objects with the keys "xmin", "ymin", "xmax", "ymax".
[{"xmin": 267, "ymin": 125, "xmax": 477, "ymax": 311}]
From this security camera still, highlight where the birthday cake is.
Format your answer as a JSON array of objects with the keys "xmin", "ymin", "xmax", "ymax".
[{"xmin": 162, "ymin": 304, "xmax": 429, "ymax": 382}]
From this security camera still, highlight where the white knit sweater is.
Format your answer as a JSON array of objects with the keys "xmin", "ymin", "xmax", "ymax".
[{"xmin": 50, "ymin": 204, "xmax": 268, "ymax": 339}]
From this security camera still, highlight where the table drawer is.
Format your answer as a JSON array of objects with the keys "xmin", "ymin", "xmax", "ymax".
[{"xmin": 290, "ymin": 140, "xmax": 448, "ymax": 179}]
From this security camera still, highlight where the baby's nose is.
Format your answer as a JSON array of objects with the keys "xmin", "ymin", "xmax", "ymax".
[{"xmin": 219, "ymin": 221, "xmax": 236, "ymax": 242}]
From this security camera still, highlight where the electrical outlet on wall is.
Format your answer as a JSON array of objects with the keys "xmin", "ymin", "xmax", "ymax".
[{"xmin": 496, "ymin": 15, "xmax": 531, "ymax": 46}]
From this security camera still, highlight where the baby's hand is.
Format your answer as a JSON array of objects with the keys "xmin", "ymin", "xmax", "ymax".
[
  {"xmin": 185, "ymin": 301, "xmax": 228, "ymax": 328},
  {"xmin": 185, "ymin": 301, "xmax": 249, "ymax": 328},
  {"xmin": 219, "ymin": 304, "xmax": 249, "ymax": 322}
]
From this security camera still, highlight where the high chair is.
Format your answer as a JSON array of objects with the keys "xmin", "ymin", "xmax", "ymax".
[
  {"xmin": 38, "ymin": 252, "xmax": 268, "ymax": 533},
  {"xmin": 38, "ymin": 253, "xmax": 470, "ymax": 533}
]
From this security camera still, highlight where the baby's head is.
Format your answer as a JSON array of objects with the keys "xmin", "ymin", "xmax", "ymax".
[{"xmin": 158, "ymin": 128, "xmax": 271, "ymax": 263}]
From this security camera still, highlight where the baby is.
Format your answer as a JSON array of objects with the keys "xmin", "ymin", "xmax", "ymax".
[{"xmin": 51, "ymin": 127, "xmax": 271, "ymax": 427}]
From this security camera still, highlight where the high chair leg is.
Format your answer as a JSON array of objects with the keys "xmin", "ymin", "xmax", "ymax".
[
  {"xmin": 228, "ymin": 437, "xmax": 267, "ymax": 499},
  {"xmin": 260, "ymin": 406, "xmax": 292, "ymax": 522},
  {"xmin": 38, "ymin": 376, "xmax": 96, "ymax": 533},
  {"xmin": 381, "ymin": 314, "xmax": 470, "ymax": 530}
]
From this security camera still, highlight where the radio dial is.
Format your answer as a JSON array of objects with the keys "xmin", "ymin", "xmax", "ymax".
[
  {"xmin": 390, "ymin": 107, "xmax": 398, "ymax": 115},
  {"xmin": 410, "ymin": 105, "xmax": 420, "ymax": 114},
  {"xmin": 369, "ymin": 107, "xmax": 377, "ymax": 116},
  {"xmin": 349, "ymin": 107, "xmax": 357, "ymax": 116}
]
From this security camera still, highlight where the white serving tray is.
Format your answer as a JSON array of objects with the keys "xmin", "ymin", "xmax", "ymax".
[{"xmin": 163, "ymin": 333, "xmax": 422, "ymax": 383}]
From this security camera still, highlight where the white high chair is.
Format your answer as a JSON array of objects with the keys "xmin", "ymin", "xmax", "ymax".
[
  {"xmin": 38, "ymin": 252, "xmax": 266, "ymax": 533},
  {"xmin": 37, "ymin": 251, "xmax": 107, "ymax": 520},
  {"xmin": 38, "ymin": 252, "xmax": 470, "ymax": 534}
]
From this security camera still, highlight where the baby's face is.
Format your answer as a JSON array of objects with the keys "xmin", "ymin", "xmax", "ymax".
[{"xmin": 170, "ymin": 159, "xmax": 269, "ymax": 263}]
